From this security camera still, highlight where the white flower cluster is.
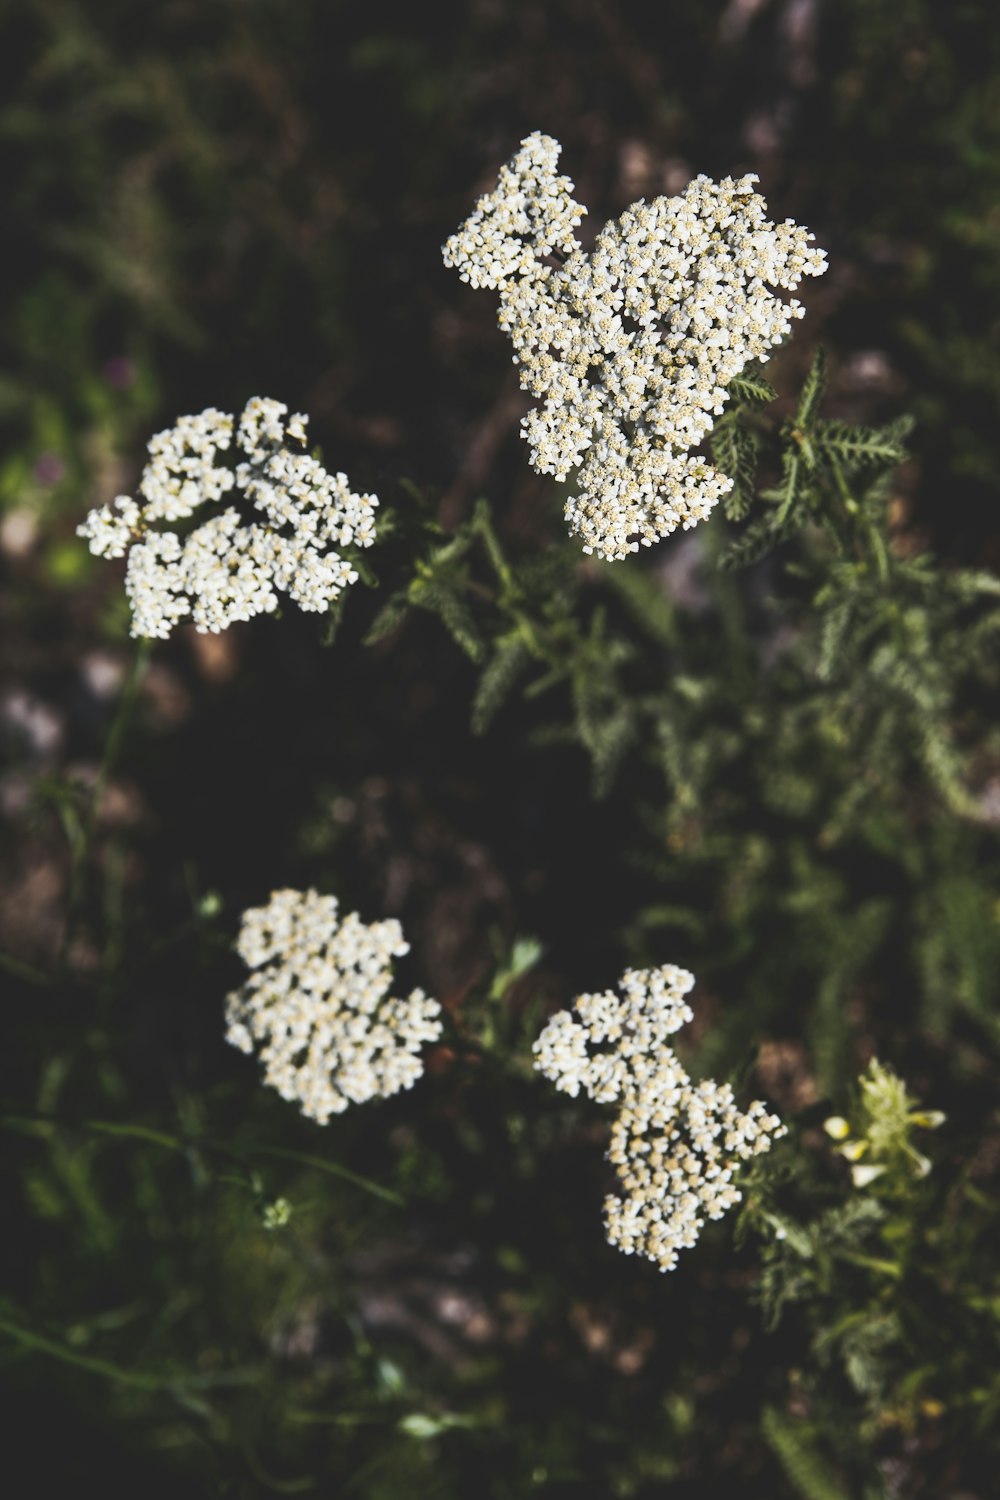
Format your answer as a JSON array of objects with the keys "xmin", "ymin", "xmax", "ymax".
[
  {"xmin": 533, "ymin": 963, "xmax": 785, "ymax": 1271},
  {"xmin": 444, "ymin": 132, "xmax": 827, "ymax": 560},
  {"xmin": 78, "ymin": 398, "xmax": 378, "ymax": 638},
  {"xmin": 225, "ymin": 888, "xmax": 442, "ymax": 1124}
]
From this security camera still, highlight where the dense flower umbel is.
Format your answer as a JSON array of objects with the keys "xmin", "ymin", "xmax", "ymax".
[
  {"xmin": 533, "ymin": 964, "xmax": 785, "ymax": 1271},
  {"xmin": 78, "ymin": 398, "xmax": 378, "ymax": 637},
  {"xmin": 225, "ymin": 889, "xmax": 442, "ymax": 1124},
  {"xmin": 444, "ymin": 132, "xmax": 827, "ymax": 560}
]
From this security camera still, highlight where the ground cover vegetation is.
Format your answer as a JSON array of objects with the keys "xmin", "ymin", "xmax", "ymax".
[{"xmin": 2, "ymin": 3, "xmax": 999, "ymax": 1497}]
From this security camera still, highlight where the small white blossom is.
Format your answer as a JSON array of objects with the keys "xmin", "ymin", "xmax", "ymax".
[
  {"xmin": 78, "ymin": 398, "xmax": 378, "ymax": 638},
  {"xmin": 225, "ymin": 888, "xmax": 442, "ymax": 1124},
  {"xmin": 533, "ymin": 963, "xmax": 785, "ymax": 1272},
  {"xmin": 444, "ymin": 132, "xmax": 827, "ymax": 560}
]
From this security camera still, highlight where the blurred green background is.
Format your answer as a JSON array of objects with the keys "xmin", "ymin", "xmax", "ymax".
[{"xmin": 2, "ymin": 2, "xmax": 1000, "ymax": 1496}]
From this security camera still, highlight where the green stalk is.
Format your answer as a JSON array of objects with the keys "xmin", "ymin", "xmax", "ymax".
[
  {"xmin": 59, "ymin": 640, "xmax": 151, "ymax": 971},
  {"xmin": 0, "ymin": 1107, "xmax": 405, "ymax": 1206}
]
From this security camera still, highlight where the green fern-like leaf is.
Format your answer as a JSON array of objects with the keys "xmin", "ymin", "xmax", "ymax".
[
  {"xmin": 412, "ymin": 580, "xmax": 484, "ymax": 661},
  {"xmin": 811, "ymin": 898, "xmax": 894, "ymax": 1090},
  {"xmin": 727, "ymin": 368, "xmax": 778, "ymax": 406},
  {"xmin": 812, "ymin": 415, "xmax": 912, "ymax": 478},
  {"xmin": 774, "ymin": 441, "xmax": 807, "ymax": 521},
  {"xmin": 471, "ymin": 636, "xmax": 532, "ymax": 734},
  {"xmin": 603, "ymin": 564, "xmax": 676, "ymax": 646},
  {"xmin": 839, "ymin": 1313, "xmax": 901, "ymax": 1398},
  {"xmin": 916, "ymin": 873, "xmax": 1000, "ymax": 1034},
  {"xmin": 719, "ymin": 511, "xmax": 804, "ymax": 570},
  {"xmin": 817, "ymin": 596, "xmax": 857, "ymax": 682},
  {"xmin": 363, "ymin": 592, "xmax": 411, "ymax": 645},
  {"xmin": 589, "ymin": 707, "xmax": 635, "ymax": 799},
  {"xmin": 762, "ymin": 1408, "xmax": 851, "ymax": 1500},
  {"xmin": 794, "ymin": 347, "xmax": 828, "ymax": 431},
  {"xmin": 712, "ymin": 416, "xmax": 759, "ymax": 522}
]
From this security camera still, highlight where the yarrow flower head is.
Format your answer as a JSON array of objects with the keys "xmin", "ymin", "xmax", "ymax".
[
  {"xmin": 78, "ymin": 398, "xmax": 379, "ymax": 637},
  {"xmin": 533, "ymin": 963, "xmax": 785, "ymax": 1271},
  {"xmin": 225, "ymin": 888, "xmax": 442, "ymax": 1124},
  {"xmin": 444, "ymin": 132, "xmax": 827, "ymax": 560}
]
